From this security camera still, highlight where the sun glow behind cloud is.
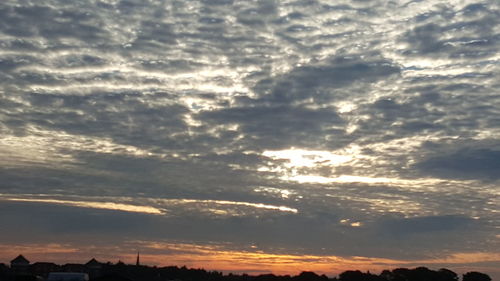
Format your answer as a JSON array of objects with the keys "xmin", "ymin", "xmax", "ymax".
[
  {"xmin": 262, "ymin": 149, "xmax": 352, "ymax": 168},
  {"xmin": 260, "ymin": 148, "xmax": 450, "ymax": 187}
]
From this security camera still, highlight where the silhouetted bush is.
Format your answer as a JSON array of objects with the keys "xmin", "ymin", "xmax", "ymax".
[{"xmin": 462, "ymin": 272, "xmax": 491, "ymax": 281}]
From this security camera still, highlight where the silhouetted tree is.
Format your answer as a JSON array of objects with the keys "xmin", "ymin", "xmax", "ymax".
[
  {"xmin": 339, "ymin": 270, "xmax": 365, "ymax": 281},
  {"xmin": 255, "ymin": 274, "xmax": 279, "ymax": 281},
  {"xmin": 1, "ymin": 255, "xmax": 493, "ymax": 281},
  {"xmin": 413, "ymin": 267, "xmax": 439, "ymax": 281},
  {"xmin": 437, "ymin": 268, "xmax": 458, "ymax": 281},
  {"xmin": 462, "ymin": 272, "xmax": 491, "ymax": 281},
  {"xmin": 391, "ymin": 268, "xmax": 412, "ymax": 281},
  {"xmin": 294, "ymin": 271, "xmax": 328, "ymax": 281},
  {"xmin": 339, "ymin": 270, "xmax": 382, "ymax": 281},
  {"xmin": 379, "ymin": 270, "xmax": 393, "ymax": 281}
]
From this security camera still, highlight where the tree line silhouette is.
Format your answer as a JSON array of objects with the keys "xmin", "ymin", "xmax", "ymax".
[{"xmin": 0, "ymin": 259, "xmax": 492, "ymax": 281}]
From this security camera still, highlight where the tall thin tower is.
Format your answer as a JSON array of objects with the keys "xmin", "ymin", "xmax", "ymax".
[{"xmin": 136, "ymin": 252, "xmax": 140, "ymax": 266}]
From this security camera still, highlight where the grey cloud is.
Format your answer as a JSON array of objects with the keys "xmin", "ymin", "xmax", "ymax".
[
  {"xmin": 0, "ymin": 199, "xmax": 392, "ymax": 257},
  {"xmin": 415, "ymin": 148, "xmax": 500, "ymax": 180},
  {"xmin": 1, "ymin": 199, "xmax": 493, "ymax": 260},
  {"xmin": 380, "ymin": 215, "xmax": 476, "ymax": 235},
  {"xmin": 252, "ymin": 57, "xmax": 400, "ymax": 105},
  {"xmin": 10, "ymin": 71, "xmax": 62, "ymax": 86},
  {"xmin": 0, "ymin": 163, "xmax": 139, "ymax": 196},
  {"xmin": 0, "ymin": 201, "xmax": 157, "ymax": 245},
  {"xmin": 0, "ymin": 38, "xmax": 41, "ymax": 51},
  {"xmin": 0, "ymin": 151, "xmax": 265, "ymax": 200},
  {"xmin": 0, "ymin": 201, "xmax": 321, "ymax": 253},
  {"xmin": 199, "ymin": 105, "xmax": 346, "ymax": 150},
  {"xmin": 351, "ymin": 62, "xmax": 500, "ymax": 148},
  {"xmin": 201, "ymin": 0, "xmax": 234, "ymax": 6},
  {"xmin": 0, "ymin": 55, "xmax": 40, "ymax": 71},
  {"xmin": 6, "ymin": 91, "xmax": 190, "ymax": 149},
  {"xmin": 462, "ymin": 3, "xmax": 490, "ymax": 16},
  {"xmin": 236, "ymin": 0, "xmax": 278, "ymax": 26},
  {"xmin": 349, "ymin": 98, "xmax": 443, "ymax": 148},
  {"xmin": 403, "ymin": 4, "xmax": 500, "ymax": 58},
  {"xmin": 136, "ymin": 59, "xmax": 206, "ymax": 73},
  {"xmin": 365, "ymin": 215, "xmax": 496, "ymax": 259},
  {"xmin": 67, "ymin": 151, "xmax": 283, "ymax": 201},
  {"xmin": 0, "ymin": 4, "xmax": 107, "ymax": 43},
  {"xmin": 130, "ymin": 20, "xmax": 177, "ymax": 50},
  {"xmin": 53, "ymin": 54, "xmax": 107, "ymax": 68},
  {"xmin": 404, "ymin": 23, "xmax": 451, "ymax": 54}
]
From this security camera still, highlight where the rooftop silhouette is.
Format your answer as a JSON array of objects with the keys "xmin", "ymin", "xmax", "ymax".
[{"xmin": 0, "ymin": 255, "xmax": 492, "ymax": 281}]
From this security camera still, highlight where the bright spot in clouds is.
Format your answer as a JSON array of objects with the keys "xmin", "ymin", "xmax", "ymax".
[{"xmin": 263, "ymin": 149, "xmax": 352, "ymax": 168}]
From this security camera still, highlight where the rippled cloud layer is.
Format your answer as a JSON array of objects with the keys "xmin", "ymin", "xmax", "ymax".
[{"xmin": 0, "ymin": 0, "xmax": 499, "ymax": 278}]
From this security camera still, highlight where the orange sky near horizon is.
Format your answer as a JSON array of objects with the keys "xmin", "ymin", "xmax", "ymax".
[{"xmin": 1, "ymin": 242, "xmax": 499, "ymax": 279}]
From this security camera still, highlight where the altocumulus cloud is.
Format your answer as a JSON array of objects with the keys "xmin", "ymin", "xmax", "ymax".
[{"xmin": 0, "ymin": 0, "xmax": 499, "ymax": 277}]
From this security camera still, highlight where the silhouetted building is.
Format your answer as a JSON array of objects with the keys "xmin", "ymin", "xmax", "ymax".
[
  {"xmin": 11, "ymin": 255, "xmax": 30, "ymax": 274},
  {"xmin": 1, "ymin": 254, "xmax": 493, "ymax": 281},
  {"xmin": 0, "ymin": 263, "xmax": 8, "ymax": 274},
  {"xmin": 62, "ymin": 263, "xmax": 86, "ymax": 273},
  {"xmin": 31, "ymin": 262, "xmax": 60, "ymax": 278},
  {"xmin": 85, "ymin": 258, "xmax": 103, "ymax": 279}
]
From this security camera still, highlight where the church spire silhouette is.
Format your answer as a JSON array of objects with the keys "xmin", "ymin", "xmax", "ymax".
[{"xmin": 136, "ymin": 252, "xmax": 140, "ymax": 266}]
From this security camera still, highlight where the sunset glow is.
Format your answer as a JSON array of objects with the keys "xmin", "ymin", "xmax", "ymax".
[{"xmin": 1, "ymin": 243, "xmax": 499, "ymax": 278}]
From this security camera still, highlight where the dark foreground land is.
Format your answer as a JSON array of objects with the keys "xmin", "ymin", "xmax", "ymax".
[{"xmin": 0, "ymin": 256, "xmax": 492, "ymax": 281}]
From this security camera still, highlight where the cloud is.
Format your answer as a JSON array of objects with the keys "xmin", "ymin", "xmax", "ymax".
[
  {"xmin": 199, "ymin": 105, "xmax": 345, "ymax": 150},
  {"xmin": 380, "ymin": 215, "xmax": 477, "ymax": 234},
  {"xmin": 253, "ymin": 57, "xmax": 400, "ymax": 104},
  {"xmin": 2, "ymin": 91, "xmax": 190, "ymax": 150},
  {"xmin": 415, "ymin": 148, "xmax": 500, "ymax": 180},
  {"xmin": 0, "ymin": 4, "xmax": 107, "ymax": 42},
  {"xmin": 402, "ymin": 3, "xmax": 499, "ymax": 58}
]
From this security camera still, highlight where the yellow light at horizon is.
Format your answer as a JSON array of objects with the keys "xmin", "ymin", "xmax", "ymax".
[{"xmin": 2, "ymin": 242, "xmax": 497, "ymax": 278}]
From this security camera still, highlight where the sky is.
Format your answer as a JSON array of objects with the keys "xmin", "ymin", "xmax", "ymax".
[{"xmin": 0, "ymin": 0, "xmax": 499, "ymax": 279}]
